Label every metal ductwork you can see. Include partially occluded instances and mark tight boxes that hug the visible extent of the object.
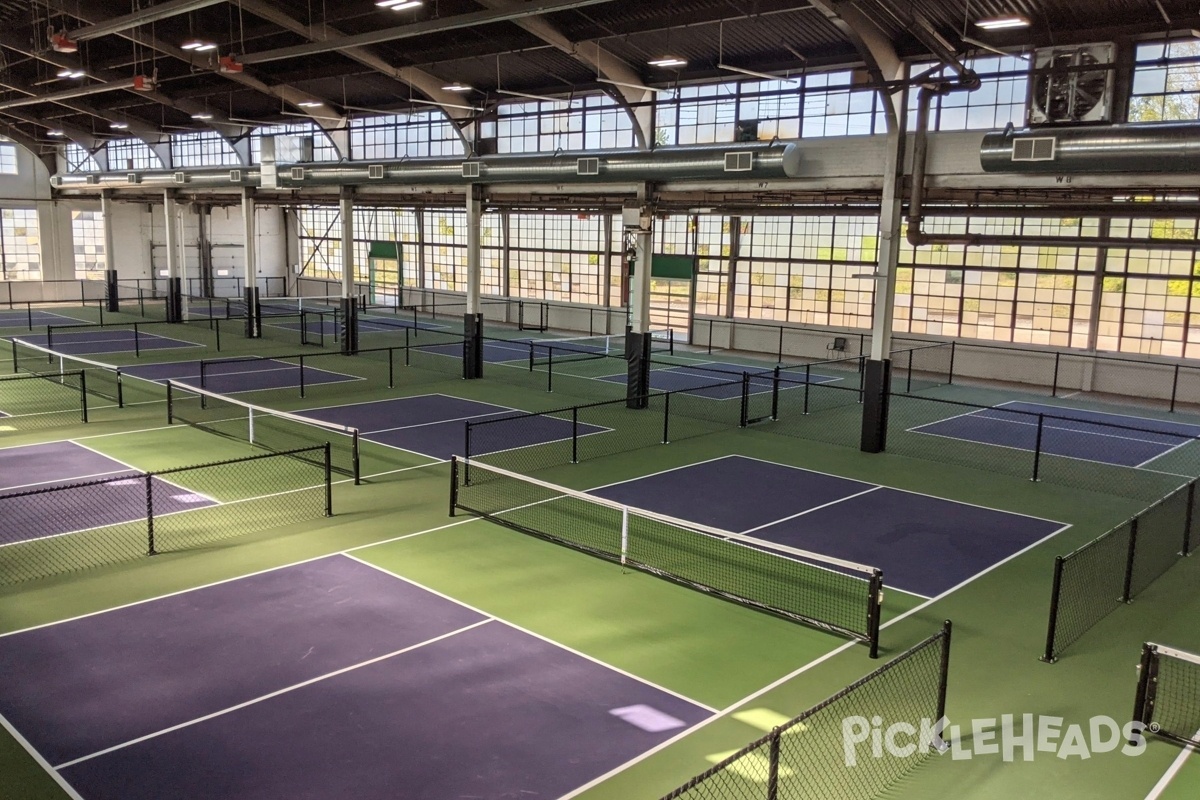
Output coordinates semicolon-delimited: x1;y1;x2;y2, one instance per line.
981;123;1200;173
51;142;802;191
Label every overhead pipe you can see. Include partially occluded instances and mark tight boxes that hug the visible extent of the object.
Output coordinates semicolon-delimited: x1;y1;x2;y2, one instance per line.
69;0;228;42
981;122;1200;174
906;74;976;248
0;78;136;111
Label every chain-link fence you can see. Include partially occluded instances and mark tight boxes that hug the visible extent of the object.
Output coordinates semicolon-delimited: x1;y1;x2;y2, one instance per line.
661;621;952;800
11;338;163;408
1133;642;1200;749
0;371;88;429
1043;480;1196;662
0;446;331;584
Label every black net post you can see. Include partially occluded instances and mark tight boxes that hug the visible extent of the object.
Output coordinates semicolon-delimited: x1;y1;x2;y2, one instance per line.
1171;365;1180;413
867;571;884;659
449;456;459;517
1122;518;1141;603
706;319;713;354
860;359;892;453
351;431;361;486
105;269;119;312
947;341;956;385
571;406;579;464
166;381;174;423
1042;556;1064;663
547;348;554;393
1185;482;1196;557
906;348;915;393
1051;352;1061;396
388;346;395;388
803;364;812;414
771;366;781;420
324;442;333;516
299;354;306;399
1132;643;1158;734
739;373;751;428
79;371;89;423
1031;414;1045;481
662;392;671;444
133;323;141;358
777;326;784;363
145;473;156;556
936;619;953;725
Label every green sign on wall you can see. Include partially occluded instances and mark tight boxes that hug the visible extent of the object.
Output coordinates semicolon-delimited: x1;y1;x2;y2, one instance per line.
650;254;695;280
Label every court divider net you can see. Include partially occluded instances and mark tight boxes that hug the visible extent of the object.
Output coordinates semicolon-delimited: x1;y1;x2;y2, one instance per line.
10;337;162;407
1133;642;1200;748
166;379;361;484
661;621;952;800
450;457;885;656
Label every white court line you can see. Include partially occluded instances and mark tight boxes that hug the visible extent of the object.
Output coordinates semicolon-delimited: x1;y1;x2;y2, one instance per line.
1137;437;1199;469
0;468;131;493
53;619;495;770
69;440;219;505
996;400;1200;433
739;486;885;536
968;409;1187;447
343;554;718;713
1145;737;1199;800
0;713;86;800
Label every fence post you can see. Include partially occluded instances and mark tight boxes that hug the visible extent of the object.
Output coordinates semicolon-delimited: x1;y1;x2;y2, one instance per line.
936;620;953;725
803;364;811;414
571;406;579;464
948;341;956;385
1051;352;1061;397
765;730;781;800
1170;364;1180;413
663;392;671;444
464;422;473;485
906;348;914;393
145;473;156;556
1031;414;1045;482
739;373;750;427
449;456;459;517
10;339;16;372
214;316;221;351
1122;518;1140;603
1185;482;1196;556
547;348;554;392
388;347;395;389
1131;643;1158;736
134;323;141;357
324;443;333;516
707;319;713;355
771;366;781;420
1042;556;1064;663
777;326;784;363
79;371;88;423
166;381;174;423
867;571;884;659
299;354;306;398
351;431;361;486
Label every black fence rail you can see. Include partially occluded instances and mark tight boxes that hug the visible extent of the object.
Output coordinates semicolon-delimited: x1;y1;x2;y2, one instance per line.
166;381;361;484
11;338;163;409
452;457;885;656
0;298;110;331
0;446;332;585
1043;480;1197;663
661;621;952;800
1133;642;1200;748
0;370;88;428
1;279;107;308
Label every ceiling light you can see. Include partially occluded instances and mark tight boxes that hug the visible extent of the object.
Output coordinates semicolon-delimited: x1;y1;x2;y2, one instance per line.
649;56;687;68
56;69;85;79
377;0;423;9
975;15;1030;30
181;39;217;52
47;129;65;137
297;100;323;108
110;121;129;130
442;83;472;92
191;112;213;120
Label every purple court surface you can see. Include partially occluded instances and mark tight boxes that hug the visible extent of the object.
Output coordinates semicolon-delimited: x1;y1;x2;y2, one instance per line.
0;555;710;799
302;393;608;460
590;455;1068;598
122;358;362;394
0;440;214;545
20;329;199;355
597;361;841;399
908;400;1200;468
0;309;90;328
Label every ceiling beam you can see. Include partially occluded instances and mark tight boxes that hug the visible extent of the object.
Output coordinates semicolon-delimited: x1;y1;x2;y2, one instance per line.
237;0;474;127
239;0;621;65
0;119;55;172
0;79;136;111
69;0;228;42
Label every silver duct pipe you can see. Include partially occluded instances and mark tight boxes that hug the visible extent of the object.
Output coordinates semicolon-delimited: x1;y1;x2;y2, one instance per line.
70;0;228;41
907;74;978;247
52;143;802;190
980;123;1200;173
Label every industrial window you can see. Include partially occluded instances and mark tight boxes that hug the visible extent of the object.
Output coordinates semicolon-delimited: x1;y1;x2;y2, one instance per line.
0;208;42;280
495;95;635;153
71;210;106;280
65;143;101;173
1130;38;1200;122
107;138;165;170
510;213;607;303
349;112;463;160
907;56;1030;131
170;131;241;168
0;141;16;175
251;123;341;163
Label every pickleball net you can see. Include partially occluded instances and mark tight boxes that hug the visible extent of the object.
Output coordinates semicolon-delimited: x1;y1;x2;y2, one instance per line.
450;457;884;654
166;380;361;483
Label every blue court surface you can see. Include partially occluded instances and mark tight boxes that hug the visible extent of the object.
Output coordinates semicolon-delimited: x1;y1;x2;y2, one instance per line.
589;455;1068;598
0;309;90;328
0;555;709;799
267;316;449;338
908;400;1200;468
596;362;840;400
123;358;362;394
19;329;200;355
302;393;609;460
0;441;214;545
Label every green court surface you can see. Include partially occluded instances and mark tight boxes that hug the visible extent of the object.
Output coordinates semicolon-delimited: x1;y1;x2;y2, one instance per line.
2;306;1199;800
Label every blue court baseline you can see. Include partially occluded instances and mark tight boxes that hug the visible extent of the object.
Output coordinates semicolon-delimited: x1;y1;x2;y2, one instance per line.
590;455;1067;598
0;555;710;799
300;394;610;460
909;401;1200;468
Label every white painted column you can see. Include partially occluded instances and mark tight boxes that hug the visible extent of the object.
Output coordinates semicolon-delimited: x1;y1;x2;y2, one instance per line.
339;188;354;299
868;124;904;362
630;207;654;334
163;191;178;286
241;187;256;294
465;187;482;315
100;191;116;279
